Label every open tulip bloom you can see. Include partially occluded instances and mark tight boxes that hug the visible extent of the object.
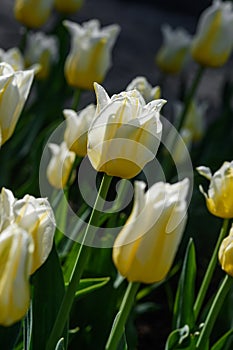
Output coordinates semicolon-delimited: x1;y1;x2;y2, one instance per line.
197;161;233;218
87;83;165;179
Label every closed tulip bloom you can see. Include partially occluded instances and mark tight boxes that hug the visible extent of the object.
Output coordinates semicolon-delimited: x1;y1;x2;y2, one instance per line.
219;225;233;276
13;195;56;274
0;187;56;274
24;32;59;80
0;48;24;71
64;104;96;156
47;142;76;189
0;63;34;146
191;0;233;67
113;179;189;283
87;83;164;179
64;19;120;90
155;24;191;74
55;0;83;14
197;161;233;218
14;0;54;28
126;76;161;103
0;225;33;326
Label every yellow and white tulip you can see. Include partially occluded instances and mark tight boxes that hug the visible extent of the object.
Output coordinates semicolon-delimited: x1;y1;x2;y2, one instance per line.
113;178;189;283
87;83;164;179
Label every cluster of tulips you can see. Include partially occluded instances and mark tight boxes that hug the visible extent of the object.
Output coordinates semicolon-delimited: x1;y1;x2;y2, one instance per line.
0;0;233;349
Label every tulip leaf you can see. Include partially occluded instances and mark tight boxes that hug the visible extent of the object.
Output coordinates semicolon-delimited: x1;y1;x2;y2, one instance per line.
165;325;190;350
55;337;65;350
31;243;67;350
173;238;196;330
74;277;111;299
211;329;233;350
24;304;32;350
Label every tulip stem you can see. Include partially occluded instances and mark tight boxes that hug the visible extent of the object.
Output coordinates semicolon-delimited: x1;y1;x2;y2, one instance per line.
176;65;204;132
19;26;29;53
196;274;233;349
46;173;113;350
193;218;229;321
71;88;82;110
105;281;140;350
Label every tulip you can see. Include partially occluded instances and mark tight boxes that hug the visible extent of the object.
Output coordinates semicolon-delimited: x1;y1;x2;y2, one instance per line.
191;0;233;68
0;62;34;146
47;141;76;189
87;83;164;179
64;104;96;156
63;19;120;90
219;225;233;277
0;225;33;326
126;76;161;103
14;0;54;28
155;24;191;74
113;178;189;283
55;0;83;14
174;100;207;142
0;48;24;71
196;161;233;218
0;187;56;274
13;195;56;274
24;31;59;80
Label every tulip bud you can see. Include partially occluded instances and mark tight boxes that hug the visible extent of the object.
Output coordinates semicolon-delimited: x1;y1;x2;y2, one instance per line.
0;187;56;274
0;63;34;146
55;0;83;14
126;76;161;103
191;0;233;67
155;24;191;74
219;225;233;276
63;19;120;90
47;141;76;189
64;104;96;156
14;0;54;28
87;83;164;179
0;225;33;326
113;178;189;283
0;48;24;71
197;161;233;218
24;31;59;80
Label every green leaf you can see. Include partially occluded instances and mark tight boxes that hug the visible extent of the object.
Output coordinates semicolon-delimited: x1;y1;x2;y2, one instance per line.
165;325;190;350
31;243;67;350
74;277;110;299
55;338;65;350
211;329;233;350
173;238;196;329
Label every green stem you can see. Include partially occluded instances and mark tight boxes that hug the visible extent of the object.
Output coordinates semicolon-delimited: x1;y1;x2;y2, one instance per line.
71;88;82;110
19;26;28;53
194;219;229;321
176;65;204;132
105;281;140;350
46;173;113;350
196;275;233;349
